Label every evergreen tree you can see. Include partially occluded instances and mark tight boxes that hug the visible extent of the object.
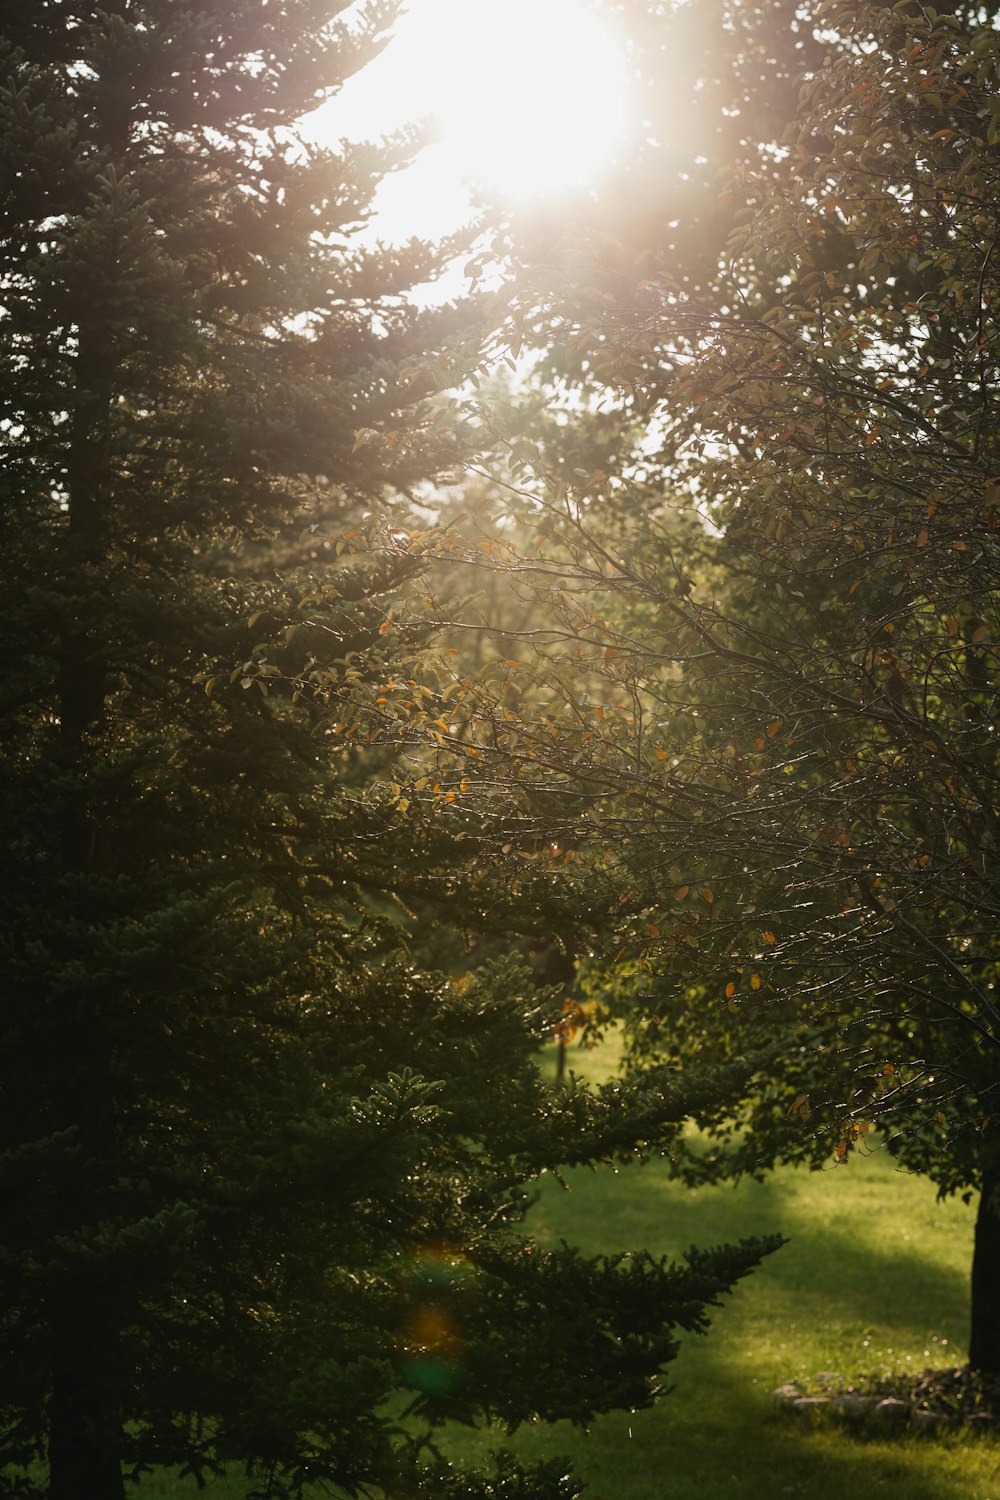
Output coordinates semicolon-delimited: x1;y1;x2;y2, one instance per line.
0;5;778;1496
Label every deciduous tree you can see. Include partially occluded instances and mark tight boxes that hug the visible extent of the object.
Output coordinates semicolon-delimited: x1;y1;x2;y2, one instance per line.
393;0;1000;1373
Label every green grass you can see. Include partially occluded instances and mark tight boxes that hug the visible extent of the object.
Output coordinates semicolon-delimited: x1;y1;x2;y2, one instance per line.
43;1034;1000;1497
431;1036;998;1499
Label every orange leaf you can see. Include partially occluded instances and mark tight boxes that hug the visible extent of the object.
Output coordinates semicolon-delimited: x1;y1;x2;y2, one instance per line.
701;887;715;904
673;885;690;902
725;981;736;999
972;624;989;644
764;931;777;945
767;722;781;737
378;621;392;636
916;529;928;546
883;1062;896;1075
835;1138;848;1159
645;923;660;939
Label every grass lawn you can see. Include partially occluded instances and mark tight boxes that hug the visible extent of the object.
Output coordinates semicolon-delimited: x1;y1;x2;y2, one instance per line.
67;1037;1000;1497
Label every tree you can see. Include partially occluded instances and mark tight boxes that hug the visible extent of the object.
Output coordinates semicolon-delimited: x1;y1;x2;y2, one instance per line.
0;4;779;1496
382;0;1000;1371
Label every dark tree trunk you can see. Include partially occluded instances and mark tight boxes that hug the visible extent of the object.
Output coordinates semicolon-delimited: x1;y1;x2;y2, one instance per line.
48;1306;125;1500
47;305;124;1499
969;1154;1000;1375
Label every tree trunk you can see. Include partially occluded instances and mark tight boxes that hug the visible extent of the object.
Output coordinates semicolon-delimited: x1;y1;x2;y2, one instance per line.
47;301;124;1499
48;1308;125;1500
969;1154;1000;1375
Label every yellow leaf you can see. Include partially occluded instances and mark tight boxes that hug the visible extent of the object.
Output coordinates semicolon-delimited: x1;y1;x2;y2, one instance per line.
750;973;762;990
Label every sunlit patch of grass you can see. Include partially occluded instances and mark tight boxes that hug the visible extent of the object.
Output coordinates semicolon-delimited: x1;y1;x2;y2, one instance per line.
435;1037;994;1500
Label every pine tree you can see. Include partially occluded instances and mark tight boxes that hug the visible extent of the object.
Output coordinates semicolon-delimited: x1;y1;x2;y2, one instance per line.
0;5;779;1496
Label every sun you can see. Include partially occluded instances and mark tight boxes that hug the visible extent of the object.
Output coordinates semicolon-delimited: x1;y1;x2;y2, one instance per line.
422;0;631;198
308;0;632;237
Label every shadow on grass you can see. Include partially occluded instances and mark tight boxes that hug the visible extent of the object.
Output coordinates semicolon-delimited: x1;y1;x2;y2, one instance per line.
529;1155;971;1345
480;1147;986;1499
440;1383;994;1500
